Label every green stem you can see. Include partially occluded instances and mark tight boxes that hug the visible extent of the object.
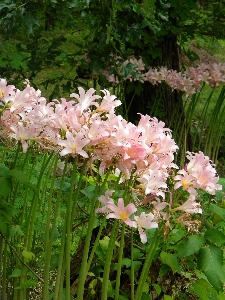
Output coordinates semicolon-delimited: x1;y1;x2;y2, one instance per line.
65;159;78;300
2;242;7;300
76;182;100;300
134;227;161;300
0;236;4;299
86;217;106;271
101;220;119;300
115;222;125;300
53;225;67;300
130;228;134;300
42;154;59;300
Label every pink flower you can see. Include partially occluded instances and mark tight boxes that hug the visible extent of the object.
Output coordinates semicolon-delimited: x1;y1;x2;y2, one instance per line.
58;131;90;158
137;169;167;198
174;170;197;196
95;190;115;214
134;212;158;244
70;87;101;114
173;195;202;214
106;198;137;227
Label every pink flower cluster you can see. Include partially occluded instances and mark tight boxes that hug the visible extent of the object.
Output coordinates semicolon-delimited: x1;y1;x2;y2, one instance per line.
174;151;221;196
100;55;225;97
0;78;222;243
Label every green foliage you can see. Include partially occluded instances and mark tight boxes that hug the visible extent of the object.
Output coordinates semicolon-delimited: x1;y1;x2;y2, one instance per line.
198;245;225;292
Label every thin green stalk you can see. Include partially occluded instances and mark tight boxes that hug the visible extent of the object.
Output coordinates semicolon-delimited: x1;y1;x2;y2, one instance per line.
65;159;78;300
0;236;4;299
25;153;54;250
70;159;87;223
130;228;134;300
86;217;106;271
76;182;101;300
2;243;7;300
134;227;161;300
42;154;59;300
12;143;22;169
53;225;67;300
101;220;119;300
19;153;53;300
115;222;126;300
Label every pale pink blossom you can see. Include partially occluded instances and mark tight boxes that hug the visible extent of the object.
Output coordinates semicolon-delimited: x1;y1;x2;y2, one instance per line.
106;198;137;227
58;131;90;158
95;190;115;214
173;195;202;214
70;87;101;114
134;212;158;243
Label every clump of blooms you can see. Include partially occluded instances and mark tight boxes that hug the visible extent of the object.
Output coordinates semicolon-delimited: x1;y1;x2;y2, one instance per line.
0;78;222;244
96;53;225;98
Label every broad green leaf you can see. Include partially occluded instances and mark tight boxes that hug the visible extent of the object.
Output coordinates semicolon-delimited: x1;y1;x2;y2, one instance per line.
210;204;225;221
205;228;225;246
8;169;36;190
197;244;225;292
160;252;182;274
10;268;21;278
177;235;205;258
189;279;221;300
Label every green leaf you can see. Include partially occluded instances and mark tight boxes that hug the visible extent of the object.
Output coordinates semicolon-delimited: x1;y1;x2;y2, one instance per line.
0;176;12;196
210;203;225;221
0;163;9;176
197;244;225;292
133;247;144;260
177;235;205;258
10;268;21;278
8;169;36;190
160;252;182;274
189;279;222;300
152;283;161;296
0;201;14;221
10;225;24;237
22;250;35;263
99;236;110;254
15;280;37;289
159;264;170;277
122;258;131;268
0;216;8;235
164;295;174;300
205;228;225;246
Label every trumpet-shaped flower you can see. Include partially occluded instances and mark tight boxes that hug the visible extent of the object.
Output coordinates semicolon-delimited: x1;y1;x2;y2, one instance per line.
106;198;137;227
95;190;115;214
134;212;158;244
173;195;202;214
70;87;101;114
58;131;90;158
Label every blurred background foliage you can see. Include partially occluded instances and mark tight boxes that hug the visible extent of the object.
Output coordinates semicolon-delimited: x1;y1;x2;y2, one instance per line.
0;0;225;171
